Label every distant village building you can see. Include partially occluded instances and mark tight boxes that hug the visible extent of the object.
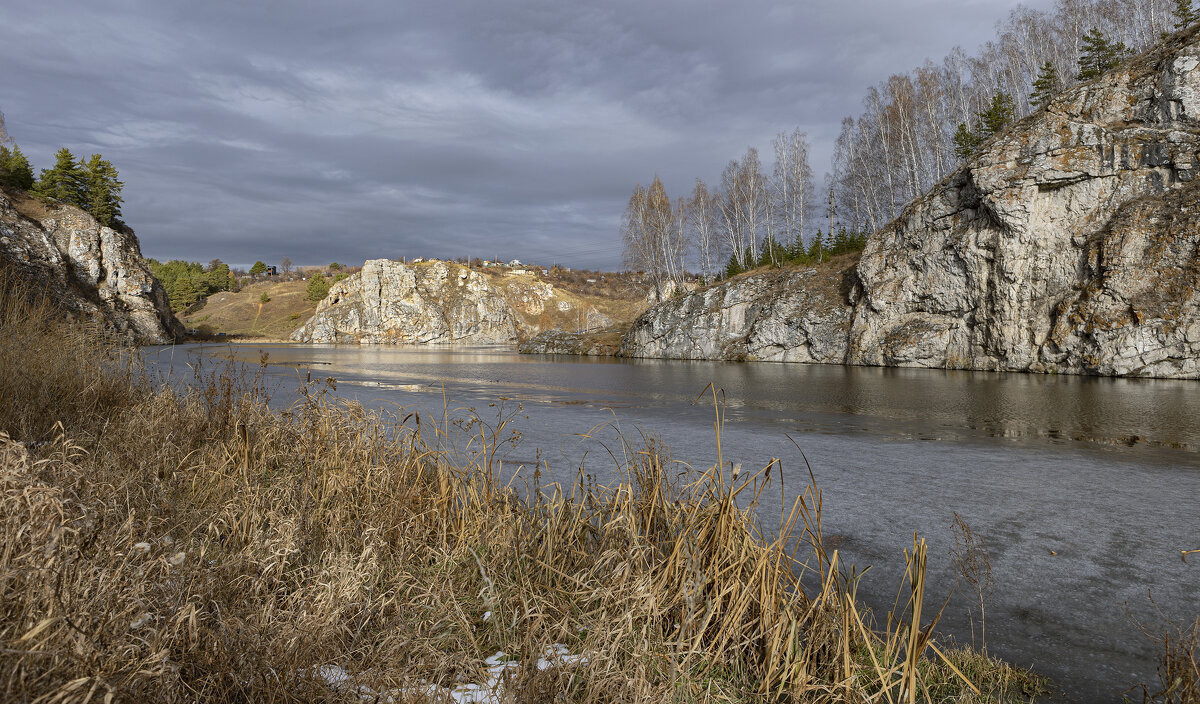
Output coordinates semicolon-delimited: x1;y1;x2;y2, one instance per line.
508;259;522;267
266;265;278;276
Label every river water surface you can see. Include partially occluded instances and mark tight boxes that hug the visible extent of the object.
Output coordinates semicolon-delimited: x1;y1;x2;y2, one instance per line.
150;343;1200;703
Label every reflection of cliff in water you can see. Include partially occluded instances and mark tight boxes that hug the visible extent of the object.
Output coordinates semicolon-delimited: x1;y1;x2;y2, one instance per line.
169;343;1200;458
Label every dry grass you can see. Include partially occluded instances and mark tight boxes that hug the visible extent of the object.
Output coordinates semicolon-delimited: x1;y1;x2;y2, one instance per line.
180;279;317;340
0;270;1050;703
1141;617;1200;704
1;185;67;223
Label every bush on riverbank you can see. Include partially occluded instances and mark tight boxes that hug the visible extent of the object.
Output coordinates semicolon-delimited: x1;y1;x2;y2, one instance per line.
0;272;1049;702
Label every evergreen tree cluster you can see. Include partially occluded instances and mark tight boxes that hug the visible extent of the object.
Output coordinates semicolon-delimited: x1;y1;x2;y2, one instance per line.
31;147;126;227
147;259;234;311
0;145;34;190
723;227;868;278
0;141;126;228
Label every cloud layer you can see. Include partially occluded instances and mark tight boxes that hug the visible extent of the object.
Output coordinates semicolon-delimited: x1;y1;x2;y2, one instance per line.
0;1;1040;269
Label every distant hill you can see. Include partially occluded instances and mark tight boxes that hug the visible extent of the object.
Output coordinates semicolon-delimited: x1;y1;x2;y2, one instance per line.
179;278;317;340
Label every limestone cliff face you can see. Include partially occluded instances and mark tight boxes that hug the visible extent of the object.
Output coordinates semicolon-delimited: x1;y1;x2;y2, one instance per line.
848;25;1200;377
292;259;532;344
619;265;854;363
0;190;181;344
620;27;1200;378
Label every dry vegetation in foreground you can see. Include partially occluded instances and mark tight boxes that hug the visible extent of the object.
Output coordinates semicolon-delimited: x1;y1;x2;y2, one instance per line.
0;272;1090;703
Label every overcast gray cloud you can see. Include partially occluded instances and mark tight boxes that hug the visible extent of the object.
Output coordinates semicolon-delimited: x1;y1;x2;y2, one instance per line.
0;0;1045;269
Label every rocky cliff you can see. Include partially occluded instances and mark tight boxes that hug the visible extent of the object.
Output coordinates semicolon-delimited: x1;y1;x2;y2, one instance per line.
293;259;551;344
619;263;855;363
621;26;1200;379
0;189;181;344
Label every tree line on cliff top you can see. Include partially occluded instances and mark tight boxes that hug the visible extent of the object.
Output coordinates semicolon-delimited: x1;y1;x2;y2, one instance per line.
623;0;1198;296
0;113;126;229
831;0;1192;236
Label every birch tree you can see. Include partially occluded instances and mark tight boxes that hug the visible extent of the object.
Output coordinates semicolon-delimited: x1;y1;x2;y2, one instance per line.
686;179;722;282
621;176;687;299
771;129;814;252
718;147;767;270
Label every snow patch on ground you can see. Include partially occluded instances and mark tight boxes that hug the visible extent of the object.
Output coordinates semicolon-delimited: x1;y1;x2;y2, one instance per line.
312;644;588;702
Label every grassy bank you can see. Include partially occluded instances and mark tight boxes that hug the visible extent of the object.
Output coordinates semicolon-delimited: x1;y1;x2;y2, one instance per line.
180;278;317;340
0;276;1059;702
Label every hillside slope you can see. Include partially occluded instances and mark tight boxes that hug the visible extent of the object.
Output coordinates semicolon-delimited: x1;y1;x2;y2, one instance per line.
180;279;317;340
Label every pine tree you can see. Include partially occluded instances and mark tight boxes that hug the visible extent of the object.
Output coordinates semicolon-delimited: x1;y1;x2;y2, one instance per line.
1078;28;1127;81
205;262;232;292
954;92;1016;160
953;122;983;160
305;273;330;301
1030;62;1060;110
249;261;267;277
5;146;34;190
83;154;124;227
170;275;201;311
1175;0;1200;29
978;91;1017;136
0;145;26;189
34;147;86;205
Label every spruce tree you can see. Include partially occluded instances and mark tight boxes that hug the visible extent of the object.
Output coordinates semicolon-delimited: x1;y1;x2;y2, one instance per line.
1030;62;1060;110
35;147;86;205
83;154;124;227
1175;0;1199;29
1078;28;1127;80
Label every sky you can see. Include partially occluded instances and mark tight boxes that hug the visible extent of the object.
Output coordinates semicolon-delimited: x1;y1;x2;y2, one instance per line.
0;0;1046;271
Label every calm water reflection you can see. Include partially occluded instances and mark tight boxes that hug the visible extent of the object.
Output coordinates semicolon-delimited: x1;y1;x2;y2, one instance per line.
149;343;1200;703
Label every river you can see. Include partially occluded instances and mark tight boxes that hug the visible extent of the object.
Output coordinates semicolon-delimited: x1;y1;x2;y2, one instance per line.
148;342;1200;703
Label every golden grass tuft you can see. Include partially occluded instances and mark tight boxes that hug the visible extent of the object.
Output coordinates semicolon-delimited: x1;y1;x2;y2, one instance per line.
0;267;1049;703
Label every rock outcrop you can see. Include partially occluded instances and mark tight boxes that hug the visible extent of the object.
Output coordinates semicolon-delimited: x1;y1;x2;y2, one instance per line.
619;265;855;363
0;189;181;344
849;25;1200;377
292;259;530;344
518;328;625;356
620;26;1200;378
